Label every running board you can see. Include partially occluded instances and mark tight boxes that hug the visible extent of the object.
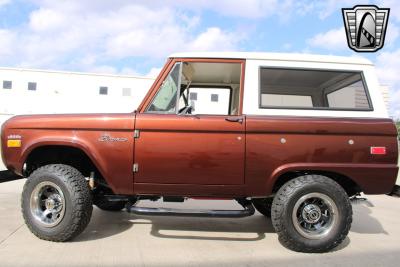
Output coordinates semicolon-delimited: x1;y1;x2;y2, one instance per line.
126;199;255;218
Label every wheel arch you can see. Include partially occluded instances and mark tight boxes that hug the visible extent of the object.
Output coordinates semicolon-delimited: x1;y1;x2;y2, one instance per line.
269;164;362;197
22;143;111;190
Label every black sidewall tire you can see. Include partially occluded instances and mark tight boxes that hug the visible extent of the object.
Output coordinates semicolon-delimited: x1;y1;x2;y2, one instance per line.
271;175;352;253
21;165;93;241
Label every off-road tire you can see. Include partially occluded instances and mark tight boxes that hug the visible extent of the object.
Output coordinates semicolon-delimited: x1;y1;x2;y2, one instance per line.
94;198;127;211
21;164;93;241
252;198;273;217
271;175;352;253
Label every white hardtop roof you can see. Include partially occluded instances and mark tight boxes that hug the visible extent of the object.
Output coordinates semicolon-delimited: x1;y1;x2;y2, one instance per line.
169;52;373;66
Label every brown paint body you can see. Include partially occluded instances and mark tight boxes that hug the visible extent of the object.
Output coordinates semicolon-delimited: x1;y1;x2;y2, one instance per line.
1;58;398;197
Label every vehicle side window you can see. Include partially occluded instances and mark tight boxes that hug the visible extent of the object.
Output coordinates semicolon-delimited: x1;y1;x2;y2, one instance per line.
259;68;372;111
261;94;313;107
147;61;242;115
188;87;232;115
177;62;242;115
326;80;370;109
146;63;182;113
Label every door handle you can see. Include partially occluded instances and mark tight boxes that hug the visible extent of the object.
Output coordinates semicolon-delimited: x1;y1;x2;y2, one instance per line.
225;117;243;123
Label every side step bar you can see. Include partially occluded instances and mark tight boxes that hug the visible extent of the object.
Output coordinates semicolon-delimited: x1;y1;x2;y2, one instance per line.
127;199;255;218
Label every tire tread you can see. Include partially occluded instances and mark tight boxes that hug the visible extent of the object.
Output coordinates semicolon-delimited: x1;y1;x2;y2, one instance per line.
271;175;352;253
21;164;93;242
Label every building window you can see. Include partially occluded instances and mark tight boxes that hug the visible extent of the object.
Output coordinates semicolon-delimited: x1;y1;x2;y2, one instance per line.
122;88;131;96
211;94;219;102
28;82;37;91
99;86;108;95
3;80;12;89
189;92;197;100
259;67;372;110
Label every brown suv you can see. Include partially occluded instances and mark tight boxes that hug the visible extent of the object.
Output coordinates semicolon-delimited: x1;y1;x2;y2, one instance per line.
1;52;398;253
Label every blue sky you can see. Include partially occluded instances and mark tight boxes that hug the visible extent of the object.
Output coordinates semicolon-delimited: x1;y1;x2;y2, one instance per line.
0;0;399;118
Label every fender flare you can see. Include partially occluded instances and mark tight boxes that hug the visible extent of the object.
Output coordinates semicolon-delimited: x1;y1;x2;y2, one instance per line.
20;137;107;181
266;162;360;194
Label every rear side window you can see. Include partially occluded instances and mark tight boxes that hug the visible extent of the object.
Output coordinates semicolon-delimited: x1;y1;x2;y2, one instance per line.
259;68;372;111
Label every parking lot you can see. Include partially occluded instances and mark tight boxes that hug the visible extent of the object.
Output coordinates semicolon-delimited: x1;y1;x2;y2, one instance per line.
0;177;399;267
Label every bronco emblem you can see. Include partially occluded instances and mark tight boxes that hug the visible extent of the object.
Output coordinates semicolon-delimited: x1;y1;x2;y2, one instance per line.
98;134;128;142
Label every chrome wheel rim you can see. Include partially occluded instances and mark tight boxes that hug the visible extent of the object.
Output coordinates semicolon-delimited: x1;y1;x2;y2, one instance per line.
292;192;338;240
30;181;66;227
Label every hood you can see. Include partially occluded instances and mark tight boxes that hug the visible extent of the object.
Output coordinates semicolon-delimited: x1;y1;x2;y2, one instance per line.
2;113;135;131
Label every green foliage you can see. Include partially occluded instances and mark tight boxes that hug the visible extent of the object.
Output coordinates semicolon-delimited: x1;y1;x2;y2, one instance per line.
396;121;400;135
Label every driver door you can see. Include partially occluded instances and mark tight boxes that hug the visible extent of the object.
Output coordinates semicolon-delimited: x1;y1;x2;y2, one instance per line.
133;60;245;193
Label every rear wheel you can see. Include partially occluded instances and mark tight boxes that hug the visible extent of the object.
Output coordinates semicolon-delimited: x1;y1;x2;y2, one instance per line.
271;175;352;253
21;164;93;242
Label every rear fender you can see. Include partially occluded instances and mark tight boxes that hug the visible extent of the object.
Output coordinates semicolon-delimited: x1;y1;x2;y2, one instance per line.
269;162;398;195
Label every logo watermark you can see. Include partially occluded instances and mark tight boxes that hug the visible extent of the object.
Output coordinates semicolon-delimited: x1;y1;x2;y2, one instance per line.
342;5;390;52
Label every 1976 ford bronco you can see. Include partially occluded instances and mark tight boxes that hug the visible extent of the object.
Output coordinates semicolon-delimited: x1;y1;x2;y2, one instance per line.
1;52;398;253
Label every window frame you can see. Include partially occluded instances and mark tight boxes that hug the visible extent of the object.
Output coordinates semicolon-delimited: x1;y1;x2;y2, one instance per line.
139;58;245;115
258;66;374;112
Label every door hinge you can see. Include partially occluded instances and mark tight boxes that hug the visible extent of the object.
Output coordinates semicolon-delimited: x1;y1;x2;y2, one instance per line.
133;163;139;173
134;130;140;138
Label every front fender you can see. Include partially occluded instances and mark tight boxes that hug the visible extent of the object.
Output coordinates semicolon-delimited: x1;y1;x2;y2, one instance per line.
15;130;134;195
20;137;108;179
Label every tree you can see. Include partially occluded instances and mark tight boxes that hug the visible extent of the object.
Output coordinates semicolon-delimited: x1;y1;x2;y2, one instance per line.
396;121;400;136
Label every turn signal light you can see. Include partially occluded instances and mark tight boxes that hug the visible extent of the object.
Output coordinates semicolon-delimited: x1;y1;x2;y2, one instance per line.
370;147;386;155
7;139;21;148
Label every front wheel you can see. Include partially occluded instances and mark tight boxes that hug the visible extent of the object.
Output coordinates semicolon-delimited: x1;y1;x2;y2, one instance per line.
271;175;352;253
21;164;93;242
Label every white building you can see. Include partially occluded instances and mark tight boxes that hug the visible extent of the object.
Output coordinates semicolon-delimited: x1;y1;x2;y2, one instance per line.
0;67;155;125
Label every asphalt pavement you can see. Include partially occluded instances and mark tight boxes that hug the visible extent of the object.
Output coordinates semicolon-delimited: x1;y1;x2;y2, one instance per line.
0;179;399;267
